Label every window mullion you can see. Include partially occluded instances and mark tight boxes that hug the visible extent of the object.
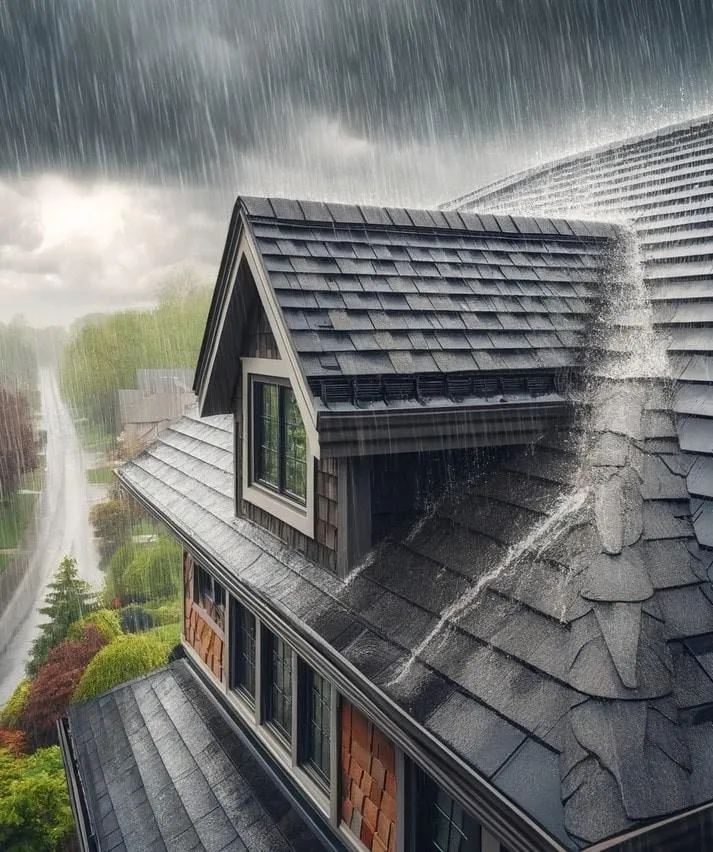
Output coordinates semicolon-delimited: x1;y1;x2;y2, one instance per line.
254;620;263;726
329;689;339;826
290;649;299;767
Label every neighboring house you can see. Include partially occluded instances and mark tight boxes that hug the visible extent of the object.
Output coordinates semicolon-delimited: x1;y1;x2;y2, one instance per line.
117;368;195;453
60;117;713;852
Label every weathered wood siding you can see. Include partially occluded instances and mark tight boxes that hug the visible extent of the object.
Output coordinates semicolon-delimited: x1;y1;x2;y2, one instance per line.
246;300;279;359
183;551;225;682
341;700;397;852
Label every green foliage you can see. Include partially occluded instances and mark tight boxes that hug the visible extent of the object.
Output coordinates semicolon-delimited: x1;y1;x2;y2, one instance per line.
143;599;181;626
122;536;182;602
89;498;135;562
0;745;74;851
68;608;122;643
60;275;210;433
0;385;38;499
147;622;181;646
105;535;181;604
0;318;37;392
86;466;115;485
27;556;96;677
0;679;30;730
0;490;38;566
118;604;156;633
73;634;172;703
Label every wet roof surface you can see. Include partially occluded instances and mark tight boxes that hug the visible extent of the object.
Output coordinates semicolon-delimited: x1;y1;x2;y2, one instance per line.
119;392;713;848
238;196;614;383
456;114;713;553
67;661;324;852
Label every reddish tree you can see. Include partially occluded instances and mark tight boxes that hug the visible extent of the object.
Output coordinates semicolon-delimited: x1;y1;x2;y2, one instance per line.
0;729;27;756
21;625;108;749
0;385;37;499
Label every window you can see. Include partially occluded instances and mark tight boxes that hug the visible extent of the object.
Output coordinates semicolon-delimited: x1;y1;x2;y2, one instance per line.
300;664;331;788
410;767;481;852
253;379;307;503
230;599;256;704
193;563;226;629
263;629;293;743
430;787;480;852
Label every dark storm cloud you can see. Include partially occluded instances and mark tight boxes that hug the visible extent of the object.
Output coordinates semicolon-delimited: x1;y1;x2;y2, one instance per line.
1;0;712;182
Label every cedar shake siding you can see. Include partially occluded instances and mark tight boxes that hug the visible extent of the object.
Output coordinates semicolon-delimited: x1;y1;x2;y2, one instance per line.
183;550;225;682
247;299;280;359
341;700;397;852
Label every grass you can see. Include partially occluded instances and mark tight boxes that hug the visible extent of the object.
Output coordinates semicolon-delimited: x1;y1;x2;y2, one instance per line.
86;467;115;485
76;420;115;454
0;468;44;573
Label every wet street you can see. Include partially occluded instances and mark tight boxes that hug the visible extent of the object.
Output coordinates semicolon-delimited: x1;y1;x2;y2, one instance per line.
0;368;105;705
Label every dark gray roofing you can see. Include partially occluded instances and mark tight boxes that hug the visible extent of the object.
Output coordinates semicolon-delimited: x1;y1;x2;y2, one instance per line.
240;196;614;383
118;382;713;847
195;196;617;415
67;660;325;852
452;113;713;552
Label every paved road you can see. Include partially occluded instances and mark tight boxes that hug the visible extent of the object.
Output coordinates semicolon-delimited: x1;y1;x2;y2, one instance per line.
0;368;105;705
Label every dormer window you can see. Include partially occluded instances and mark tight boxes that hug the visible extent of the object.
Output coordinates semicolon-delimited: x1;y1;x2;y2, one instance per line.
253;379;307;503
241;357;315;539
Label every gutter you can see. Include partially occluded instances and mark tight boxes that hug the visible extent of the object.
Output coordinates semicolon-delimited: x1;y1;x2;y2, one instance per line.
116;469;570;852
57;716;98;852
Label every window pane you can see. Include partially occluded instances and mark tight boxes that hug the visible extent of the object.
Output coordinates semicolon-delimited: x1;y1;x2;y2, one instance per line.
256;382;279;489
283;387;307;502
428;783;480;852
232;600;256;703
302;667;331;786
266;633;292;742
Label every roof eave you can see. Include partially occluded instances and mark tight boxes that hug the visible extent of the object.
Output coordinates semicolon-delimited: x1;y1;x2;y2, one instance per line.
57;716;97;852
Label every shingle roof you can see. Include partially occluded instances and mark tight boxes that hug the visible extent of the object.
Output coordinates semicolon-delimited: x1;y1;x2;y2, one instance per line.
195;197;617;415
240;196;614;384
66;661;326;852
452;113;713;552
118;380;713;847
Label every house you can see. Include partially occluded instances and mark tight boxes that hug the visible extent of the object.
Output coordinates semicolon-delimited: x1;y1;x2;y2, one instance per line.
117;368;195;454
60;117;713;852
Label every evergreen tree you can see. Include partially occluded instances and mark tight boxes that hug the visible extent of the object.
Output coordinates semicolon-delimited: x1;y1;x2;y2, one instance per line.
26;556;96;676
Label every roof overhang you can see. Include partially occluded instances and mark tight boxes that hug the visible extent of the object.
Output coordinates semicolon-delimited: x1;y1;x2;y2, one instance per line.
57;717;97;852
317;397;573;457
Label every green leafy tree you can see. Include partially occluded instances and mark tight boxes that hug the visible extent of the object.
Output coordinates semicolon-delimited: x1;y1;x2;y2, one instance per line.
27;556;96;676
0;679;30;730
60;272;210;433
89;498;134;562
0;745;74;851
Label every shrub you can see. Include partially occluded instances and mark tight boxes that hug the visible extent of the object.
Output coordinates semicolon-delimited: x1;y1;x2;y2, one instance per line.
0;729;27;756
122;536;182;602
0;678;30;729
22;626;109;749
103;540;136;604
0;745;74;851
119;604;156;633
73;634;172;703
147;622;181;647
68;608;122;642
143;599;181;626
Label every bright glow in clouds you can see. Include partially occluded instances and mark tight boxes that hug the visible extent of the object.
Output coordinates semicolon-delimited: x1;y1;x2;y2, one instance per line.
37;177;130;253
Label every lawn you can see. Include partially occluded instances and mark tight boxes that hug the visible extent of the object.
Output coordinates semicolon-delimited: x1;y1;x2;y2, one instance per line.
0;490;38;573
87;467;115;485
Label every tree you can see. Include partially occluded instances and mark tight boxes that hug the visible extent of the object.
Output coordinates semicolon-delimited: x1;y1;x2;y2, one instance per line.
0;385;37;500
0;745;74;852
22;626;108;749
89;498;134;561
27;556;96;676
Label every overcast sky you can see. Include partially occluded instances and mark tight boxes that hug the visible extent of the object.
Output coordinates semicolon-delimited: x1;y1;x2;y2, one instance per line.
1;0;712;326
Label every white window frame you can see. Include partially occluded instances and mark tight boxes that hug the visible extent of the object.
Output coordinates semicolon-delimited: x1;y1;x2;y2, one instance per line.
241;356;316;538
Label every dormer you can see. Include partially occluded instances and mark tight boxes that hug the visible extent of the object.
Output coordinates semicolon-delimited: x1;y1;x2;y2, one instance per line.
194;196;617;576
